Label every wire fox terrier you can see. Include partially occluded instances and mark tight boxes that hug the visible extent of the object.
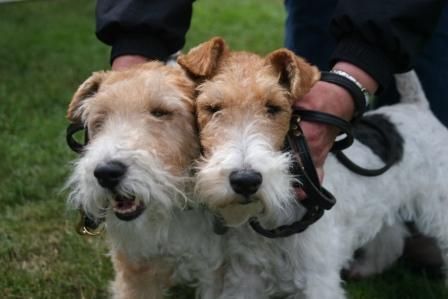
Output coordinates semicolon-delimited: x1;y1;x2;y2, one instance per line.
178;37;448;299
65;62;222;299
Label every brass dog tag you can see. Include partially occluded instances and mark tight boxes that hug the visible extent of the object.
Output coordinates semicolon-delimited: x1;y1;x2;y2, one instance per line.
76;210;105;237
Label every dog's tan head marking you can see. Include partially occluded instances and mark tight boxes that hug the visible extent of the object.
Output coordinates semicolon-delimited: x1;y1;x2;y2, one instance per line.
177;36;228;78
67;71;108;123
66;61;200;222
184;37;320;225
265;48;320;99
66;62;198;172
179;38;318;155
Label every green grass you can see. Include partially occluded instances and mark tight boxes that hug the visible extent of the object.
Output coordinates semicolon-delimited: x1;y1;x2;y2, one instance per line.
0;0;446;298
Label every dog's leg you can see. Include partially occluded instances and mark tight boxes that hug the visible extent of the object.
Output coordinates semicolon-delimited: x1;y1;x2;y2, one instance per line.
110;251;173;299
412;211;448;284
302;268;345;299
343;223;409;279
196;264;226;299
297;228;347;299
415;233;448;285
217;262;269;299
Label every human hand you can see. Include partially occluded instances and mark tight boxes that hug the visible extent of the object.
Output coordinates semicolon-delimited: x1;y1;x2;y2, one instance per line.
294;80;354;182
112;55;149;71
294;62;378;184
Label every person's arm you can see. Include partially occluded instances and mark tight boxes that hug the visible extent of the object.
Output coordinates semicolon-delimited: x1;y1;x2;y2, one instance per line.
96;0;194;69
296;0;443;183
330;0;444;92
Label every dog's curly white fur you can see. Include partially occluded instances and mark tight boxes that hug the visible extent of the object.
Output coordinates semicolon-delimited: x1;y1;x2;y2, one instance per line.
65;62;223;299
179;37;448;299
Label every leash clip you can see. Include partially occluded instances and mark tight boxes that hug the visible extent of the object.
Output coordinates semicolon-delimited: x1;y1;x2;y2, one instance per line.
290;115;302;137
76;210;104;237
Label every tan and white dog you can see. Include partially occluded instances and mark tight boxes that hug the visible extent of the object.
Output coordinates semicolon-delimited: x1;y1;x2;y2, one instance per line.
65;62;223;299
179;37;448;299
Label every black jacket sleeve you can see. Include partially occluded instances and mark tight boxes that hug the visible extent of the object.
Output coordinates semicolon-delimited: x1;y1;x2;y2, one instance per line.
96;0;194;63
330;0;445;91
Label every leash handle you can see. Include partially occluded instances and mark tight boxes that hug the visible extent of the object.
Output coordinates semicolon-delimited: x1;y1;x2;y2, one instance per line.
320;71;369;121
334;116;397;176
293;109;354;152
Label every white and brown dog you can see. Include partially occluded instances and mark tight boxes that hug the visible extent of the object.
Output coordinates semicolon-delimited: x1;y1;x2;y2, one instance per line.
65;62;223;299
178;37;448;299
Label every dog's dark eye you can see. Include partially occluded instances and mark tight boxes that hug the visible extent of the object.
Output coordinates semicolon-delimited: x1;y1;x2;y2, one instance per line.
205;104;222;114
90;115;105;133
92;120;102;131
151;108;171;118
266;104;282;116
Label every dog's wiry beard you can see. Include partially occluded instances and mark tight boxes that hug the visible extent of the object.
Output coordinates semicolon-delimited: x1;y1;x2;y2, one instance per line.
65;141;191;222
195;122;299;226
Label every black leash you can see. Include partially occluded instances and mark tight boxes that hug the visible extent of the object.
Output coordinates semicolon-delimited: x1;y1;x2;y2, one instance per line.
248;68;402;238
334;116;398;176
66;123;105;236
249;108;353;238
295;109;354;152
66;123;89;154
320;71;368;122
320;71;399;176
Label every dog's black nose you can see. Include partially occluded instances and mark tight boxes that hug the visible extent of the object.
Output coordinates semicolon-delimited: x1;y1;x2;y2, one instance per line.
94;160;127;190
229;169;262;197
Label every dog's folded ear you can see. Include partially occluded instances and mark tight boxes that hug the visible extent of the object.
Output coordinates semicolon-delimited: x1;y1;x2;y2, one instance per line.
67;71;108;123
265;49;320;99
178;37;228;78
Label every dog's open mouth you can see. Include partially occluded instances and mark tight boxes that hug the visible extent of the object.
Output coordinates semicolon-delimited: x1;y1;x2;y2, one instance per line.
112;195;146;221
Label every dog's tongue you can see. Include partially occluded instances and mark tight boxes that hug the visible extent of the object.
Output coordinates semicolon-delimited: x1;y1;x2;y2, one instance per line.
115;200;133;210
114;195;135;209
